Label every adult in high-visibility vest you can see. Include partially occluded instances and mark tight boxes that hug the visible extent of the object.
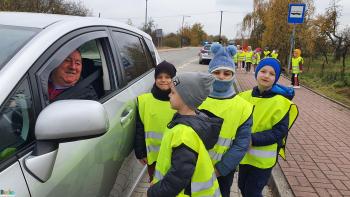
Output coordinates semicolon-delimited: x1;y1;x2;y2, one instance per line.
262;47;271;59
148;72;223;197
237;45;245;71
252;48;261;73
238;58;298;197
245;46;254;73
271;49;279;59
290;49;303;88
198;43;253;197
134;61;176;182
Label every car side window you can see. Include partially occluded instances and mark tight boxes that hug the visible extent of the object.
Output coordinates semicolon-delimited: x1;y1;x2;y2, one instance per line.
0;78;34;162
42;38;115;103
112;31;152;83
144;38;157;66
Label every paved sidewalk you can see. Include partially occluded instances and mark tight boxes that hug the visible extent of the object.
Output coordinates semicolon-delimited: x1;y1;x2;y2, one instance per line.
131;171;272;197
236;71;350;197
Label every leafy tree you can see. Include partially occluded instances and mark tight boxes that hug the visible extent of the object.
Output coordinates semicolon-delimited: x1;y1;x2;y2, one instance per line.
0;0;91;16
190;23;208;46
163;33;180;48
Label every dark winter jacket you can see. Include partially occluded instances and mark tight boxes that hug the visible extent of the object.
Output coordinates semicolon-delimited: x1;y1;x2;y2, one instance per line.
250;86;289;148
147;109;223;197
134;84;171;160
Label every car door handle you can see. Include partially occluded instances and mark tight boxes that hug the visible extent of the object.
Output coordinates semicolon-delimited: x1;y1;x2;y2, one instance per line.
120;108;133;125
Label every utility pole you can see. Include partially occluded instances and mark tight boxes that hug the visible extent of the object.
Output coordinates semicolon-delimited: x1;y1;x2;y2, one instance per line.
145;0;148;30
219;10;223;43
287;25;296;73
180;15;190;48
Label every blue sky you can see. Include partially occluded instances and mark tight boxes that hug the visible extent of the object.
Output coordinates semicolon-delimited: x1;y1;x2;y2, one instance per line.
79;0;350;39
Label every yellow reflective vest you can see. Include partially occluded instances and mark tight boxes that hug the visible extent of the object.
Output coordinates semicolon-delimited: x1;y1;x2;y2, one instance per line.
233;53;238;63
239;90;298;169
291;56;303;74
271;52;279;59
263;50;271;58
238;51;245;62
253;53;260;65
199;96;253;165
138;93;176;165
245;51;254;63
153;124;221;197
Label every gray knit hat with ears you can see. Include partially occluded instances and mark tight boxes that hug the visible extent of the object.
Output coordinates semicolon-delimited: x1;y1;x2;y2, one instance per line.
172;72;215;110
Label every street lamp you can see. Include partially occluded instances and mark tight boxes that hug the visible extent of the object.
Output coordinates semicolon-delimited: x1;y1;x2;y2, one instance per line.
180;15;190;48
145;0;148;30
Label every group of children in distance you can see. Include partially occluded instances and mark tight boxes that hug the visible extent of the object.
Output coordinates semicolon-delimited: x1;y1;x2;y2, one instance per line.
134;43;299;197
235;45;304;89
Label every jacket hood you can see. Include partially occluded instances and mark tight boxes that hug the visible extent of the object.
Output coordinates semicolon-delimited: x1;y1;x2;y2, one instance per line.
168;109;223;150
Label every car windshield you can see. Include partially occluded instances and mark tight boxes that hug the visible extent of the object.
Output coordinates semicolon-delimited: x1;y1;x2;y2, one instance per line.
204;45;211;50
0;25;39;69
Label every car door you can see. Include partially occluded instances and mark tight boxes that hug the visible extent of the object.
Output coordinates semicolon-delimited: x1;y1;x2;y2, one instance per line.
107;29;157;196
19;27;128;197
0;77;35;197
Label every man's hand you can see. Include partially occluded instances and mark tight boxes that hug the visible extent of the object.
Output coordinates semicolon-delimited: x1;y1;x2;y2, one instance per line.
138;158;148;165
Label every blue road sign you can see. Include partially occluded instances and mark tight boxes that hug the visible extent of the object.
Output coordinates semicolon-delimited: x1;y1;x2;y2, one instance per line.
288;3;306;24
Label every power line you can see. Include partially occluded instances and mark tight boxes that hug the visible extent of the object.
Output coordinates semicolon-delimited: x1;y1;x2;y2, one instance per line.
109;10;243;20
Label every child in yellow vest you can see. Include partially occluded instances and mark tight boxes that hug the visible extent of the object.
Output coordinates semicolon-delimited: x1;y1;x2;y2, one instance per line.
148;72;223;196
199;43;253;197
134;61;176;182
238;58;298;197
290;49;303;88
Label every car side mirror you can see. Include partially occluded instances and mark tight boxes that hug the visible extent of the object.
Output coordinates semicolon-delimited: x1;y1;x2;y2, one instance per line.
24;100;109;182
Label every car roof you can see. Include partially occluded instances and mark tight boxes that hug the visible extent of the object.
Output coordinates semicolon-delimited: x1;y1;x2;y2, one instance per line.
0;12;151;39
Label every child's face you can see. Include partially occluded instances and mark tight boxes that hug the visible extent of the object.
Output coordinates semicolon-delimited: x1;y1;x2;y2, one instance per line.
293;51;298;57
212;69;233;80
169;83;185;110
155;73;172;91
257;65;276;89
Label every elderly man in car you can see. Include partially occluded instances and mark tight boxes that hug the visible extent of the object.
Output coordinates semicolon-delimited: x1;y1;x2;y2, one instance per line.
48;50;98;102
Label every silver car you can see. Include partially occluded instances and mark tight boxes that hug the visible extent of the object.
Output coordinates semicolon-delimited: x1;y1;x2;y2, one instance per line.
0;12;160;197
198;44;212;64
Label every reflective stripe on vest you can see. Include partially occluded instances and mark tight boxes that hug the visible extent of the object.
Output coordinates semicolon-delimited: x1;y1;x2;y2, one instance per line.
146;144;160;153
248;148;277;158
292;57;302;74
239;90;298;169
155;170;221;197
145;131;163;140
153;124;221;196
138;93;175;164
199;96;253;165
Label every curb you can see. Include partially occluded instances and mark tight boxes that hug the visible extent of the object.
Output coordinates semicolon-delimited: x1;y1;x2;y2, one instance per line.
234;76;294;197
281;74;350;110
269;164;294;197
157;47;190;52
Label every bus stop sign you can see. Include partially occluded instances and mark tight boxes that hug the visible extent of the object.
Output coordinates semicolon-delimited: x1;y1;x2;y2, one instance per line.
288;3;306;24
